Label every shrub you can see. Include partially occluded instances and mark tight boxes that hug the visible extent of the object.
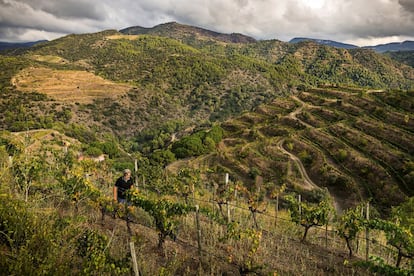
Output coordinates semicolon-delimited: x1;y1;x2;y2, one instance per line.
150;149;176;167
85;146;103;157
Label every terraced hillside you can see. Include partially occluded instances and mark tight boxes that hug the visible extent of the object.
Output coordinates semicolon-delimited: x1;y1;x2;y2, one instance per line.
171;86;414;214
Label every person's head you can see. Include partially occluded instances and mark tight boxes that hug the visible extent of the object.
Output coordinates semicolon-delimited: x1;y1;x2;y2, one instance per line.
123;169;131;180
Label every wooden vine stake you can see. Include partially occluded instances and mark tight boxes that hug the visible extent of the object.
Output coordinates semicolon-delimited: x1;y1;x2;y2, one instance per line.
129;241;140;276
356;206;364;254
274;194;279;227
195;205;202;261
365;202;370;261
134;159;138;188
324;187;329;248
225;173;231;223
212;183;217;217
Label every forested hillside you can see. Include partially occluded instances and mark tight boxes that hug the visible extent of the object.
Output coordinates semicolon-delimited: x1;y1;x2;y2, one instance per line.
1;23;412;139
386;50;414;68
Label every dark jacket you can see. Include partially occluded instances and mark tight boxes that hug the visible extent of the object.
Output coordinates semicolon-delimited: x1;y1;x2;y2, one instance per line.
115;177;133;200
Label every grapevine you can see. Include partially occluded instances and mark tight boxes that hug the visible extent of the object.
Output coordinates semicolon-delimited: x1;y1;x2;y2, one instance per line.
367;218;414;268
336;203;365;257
285;193;332;242
128;191;194;249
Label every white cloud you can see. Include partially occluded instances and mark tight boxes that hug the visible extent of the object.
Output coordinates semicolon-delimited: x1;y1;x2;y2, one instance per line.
0;0;413;45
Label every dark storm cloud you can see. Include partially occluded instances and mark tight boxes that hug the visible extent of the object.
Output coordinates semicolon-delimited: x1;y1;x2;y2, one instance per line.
399;0;414;13
0;0;107;41
35;0;105;20
0;0;413;45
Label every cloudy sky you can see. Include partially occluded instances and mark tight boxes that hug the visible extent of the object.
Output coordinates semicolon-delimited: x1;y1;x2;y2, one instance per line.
1;0;413;46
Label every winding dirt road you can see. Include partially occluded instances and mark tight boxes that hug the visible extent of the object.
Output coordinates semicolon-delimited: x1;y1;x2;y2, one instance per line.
277;95;341;211
277;138;317;190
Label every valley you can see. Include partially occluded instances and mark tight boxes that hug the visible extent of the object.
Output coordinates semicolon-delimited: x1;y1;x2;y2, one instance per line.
0;22;413;275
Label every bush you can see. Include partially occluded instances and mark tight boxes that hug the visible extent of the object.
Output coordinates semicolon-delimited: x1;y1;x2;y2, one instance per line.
171;125;224;159
85;146;103;157
90;141;120;158
150;149;176;167
171;135;204;158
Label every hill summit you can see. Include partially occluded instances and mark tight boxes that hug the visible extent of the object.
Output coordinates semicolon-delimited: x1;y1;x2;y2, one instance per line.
120;21;257;44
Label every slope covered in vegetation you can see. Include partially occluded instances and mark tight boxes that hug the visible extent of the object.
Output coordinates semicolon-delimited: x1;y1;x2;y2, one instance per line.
1;23;413;142
0;23;413;274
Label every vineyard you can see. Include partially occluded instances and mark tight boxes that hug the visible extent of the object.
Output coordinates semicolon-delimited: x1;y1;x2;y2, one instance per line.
0;132;413;274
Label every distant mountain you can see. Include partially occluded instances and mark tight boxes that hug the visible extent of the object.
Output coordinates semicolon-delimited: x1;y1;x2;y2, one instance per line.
364;41;414;53
290;37;414;53
289;37;358;49
120;22;256;44
0;40;47;51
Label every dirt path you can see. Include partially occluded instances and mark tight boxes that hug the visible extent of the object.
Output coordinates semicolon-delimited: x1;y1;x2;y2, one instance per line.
277;138;317;190
288;96;315;129
279;95;342;211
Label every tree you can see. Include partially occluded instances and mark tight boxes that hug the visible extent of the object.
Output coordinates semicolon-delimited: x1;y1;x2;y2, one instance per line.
171;135;204;158
150;149;176;167
205;125;224;143
12;151;45;202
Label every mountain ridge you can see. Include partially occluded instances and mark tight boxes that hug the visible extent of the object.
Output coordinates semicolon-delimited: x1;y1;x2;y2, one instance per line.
0;40;48;51
289;37;414;52
289;37;358;49
1;22;413;53
120;21;257;44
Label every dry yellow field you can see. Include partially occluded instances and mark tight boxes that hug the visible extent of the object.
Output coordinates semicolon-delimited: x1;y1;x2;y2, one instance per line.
12;67;132;103
106;34;140;40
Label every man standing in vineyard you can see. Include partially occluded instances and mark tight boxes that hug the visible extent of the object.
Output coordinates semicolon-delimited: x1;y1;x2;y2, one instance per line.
113;169;134;204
